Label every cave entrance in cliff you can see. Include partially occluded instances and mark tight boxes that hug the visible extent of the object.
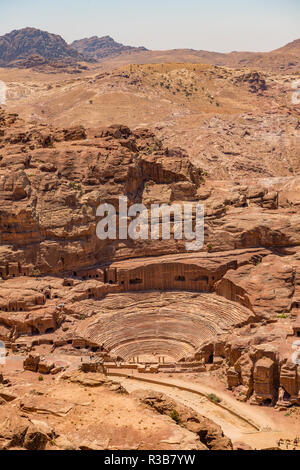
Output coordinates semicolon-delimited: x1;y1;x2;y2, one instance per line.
263;399;272;406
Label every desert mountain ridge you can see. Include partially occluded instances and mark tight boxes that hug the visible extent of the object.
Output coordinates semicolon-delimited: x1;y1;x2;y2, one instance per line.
0;27;84;68
71;35;148;60
0;27;299;72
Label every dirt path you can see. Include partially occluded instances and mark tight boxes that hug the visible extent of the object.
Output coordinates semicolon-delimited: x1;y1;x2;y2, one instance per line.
3;355;298;449
107;371;288;449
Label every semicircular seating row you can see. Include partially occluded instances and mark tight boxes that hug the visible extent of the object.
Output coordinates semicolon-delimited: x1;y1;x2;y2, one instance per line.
76;292;253;361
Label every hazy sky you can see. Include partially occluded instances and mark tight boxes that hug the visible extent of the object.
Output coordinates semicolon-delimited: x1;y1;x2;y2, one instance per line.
1;0;299;52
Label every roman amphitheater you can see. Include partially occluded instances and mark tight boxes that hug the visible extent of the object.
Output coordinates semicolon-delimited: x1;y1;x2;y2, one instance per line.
0;249;260;367
66;252;256;365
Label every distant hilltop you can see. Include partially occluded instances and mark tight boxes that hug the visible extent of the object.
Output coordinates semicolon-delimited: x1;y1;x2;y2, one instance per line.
0;27;83;68
71;35;148;60
0;27;147;68
0;27;299;73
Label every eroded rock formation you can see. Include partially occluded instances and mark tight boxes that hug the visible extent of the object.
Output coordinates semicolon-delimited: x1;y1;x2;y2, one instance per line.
0;104;300;413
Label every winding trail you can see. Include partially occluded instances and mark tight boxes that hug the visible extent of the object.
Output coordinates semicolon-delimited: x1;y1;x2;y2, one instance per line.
107;370;279;445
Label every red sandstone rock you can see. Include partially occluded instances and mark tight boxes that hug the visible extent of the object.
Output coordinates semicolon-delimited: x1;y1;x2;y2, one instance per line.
38;359;55;374
136;390;232;450
23;353;40;372
252;357;278;405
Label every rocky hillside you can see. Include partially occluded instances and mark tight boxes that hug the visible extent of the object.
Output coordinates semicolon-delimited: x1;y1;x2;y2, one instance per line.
0;28;83;68
70;35;147;60
0;27;299;73
94;40;300;73
274;38;300;55
5;62;299;180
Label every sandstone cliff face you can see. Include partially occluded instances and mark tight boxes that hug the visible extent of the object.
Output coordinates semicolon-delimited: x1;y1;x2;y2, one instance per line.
196;322;300;407
0;115;204;275
1;107;300;279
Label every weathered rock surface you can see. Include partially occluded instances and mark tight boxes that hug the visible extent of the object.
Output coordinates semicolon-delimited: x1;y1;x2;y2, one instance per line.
135;390;232;450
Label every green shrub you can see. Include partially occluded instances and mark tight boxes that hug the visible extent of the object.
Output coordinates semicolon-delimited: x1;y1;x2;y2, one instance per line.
170;409;181;424
277;313;288;319
208;393;221;404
